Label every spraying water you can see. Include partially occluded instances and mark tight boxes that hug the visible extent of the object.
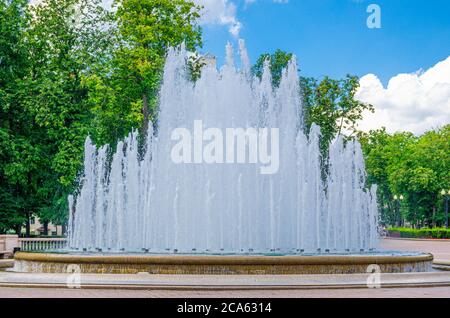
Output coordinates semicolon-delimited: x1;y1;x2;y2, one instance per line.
68;43;379;254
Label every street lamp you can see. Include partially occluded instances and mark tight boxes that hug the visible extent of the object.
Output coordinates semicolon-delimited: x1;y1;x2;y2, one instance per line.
440;190;450;229
393;195;404;227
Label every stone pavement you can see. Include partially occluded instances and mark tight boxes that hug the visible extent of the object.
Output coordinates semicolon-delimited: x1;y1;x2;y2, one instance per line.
0;238;448;298
0;286;449;298
1;271;449;289
380;238;450;262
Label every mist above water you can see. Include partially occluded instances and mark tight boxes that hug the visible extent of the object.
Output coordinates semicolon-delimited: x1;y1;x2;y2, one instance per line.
68;42;379;254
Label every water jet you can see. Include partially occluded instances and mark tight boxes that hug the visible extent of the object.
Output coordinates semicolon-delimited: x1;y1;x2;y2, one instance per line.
13;43;432;274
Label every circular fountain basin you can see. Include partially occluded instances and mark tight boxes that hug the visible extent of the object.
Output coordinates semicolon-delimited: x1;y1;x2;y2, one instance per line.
14;251;433;274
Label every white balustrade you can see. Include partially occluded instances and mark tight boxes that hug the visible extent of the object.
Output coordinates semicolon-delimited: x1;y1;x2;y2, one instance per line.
19;238;67;251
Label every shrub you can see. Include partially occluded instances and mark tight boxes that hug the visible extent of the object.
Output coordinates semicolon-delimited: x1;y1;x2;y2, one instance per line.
387;227;450;239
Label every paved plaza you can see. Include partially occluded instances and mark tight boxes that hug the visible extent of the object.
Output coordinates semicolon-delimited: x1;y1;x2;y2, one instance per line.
380;238;450;262
0;238;449;298
0;286;449;298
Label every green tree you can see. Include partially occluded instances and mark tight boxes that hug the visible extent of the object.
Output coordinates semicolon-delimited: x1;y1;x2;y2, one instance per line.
302;76;374;142
359;129;416;225
405;126;449;227
1;0;112;235
252;49;293;88
252;50;374;155
19;0;112;233
0;0;204;235
360;125;450;227
24;0;111;187
0;0;35;233
84;0;203;146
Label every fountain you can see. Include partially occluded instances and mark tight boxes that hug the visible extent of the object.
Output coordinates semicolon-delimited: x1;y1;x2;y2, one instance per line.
14;42;433;274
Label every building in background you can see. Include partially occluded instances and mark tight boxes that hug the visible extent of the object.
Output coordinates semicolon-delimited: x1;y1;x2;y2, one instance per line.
29;217;63;237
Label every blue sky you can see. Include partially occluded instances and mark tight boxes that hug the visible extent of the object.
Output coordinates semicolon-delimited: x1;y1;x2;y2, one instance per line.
198;0;450;85
29;0;450;133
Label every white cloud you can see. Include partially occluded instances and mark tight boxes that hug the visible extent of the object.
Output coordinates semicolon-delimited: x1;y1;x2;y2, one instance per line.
191;0;289;37
193;0;242;37
31;0;284;38
355;56;450;135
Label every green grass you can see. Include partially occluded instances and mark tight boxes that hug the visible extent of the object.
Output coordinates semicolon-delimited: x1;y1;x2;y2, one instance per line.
387;227;450;239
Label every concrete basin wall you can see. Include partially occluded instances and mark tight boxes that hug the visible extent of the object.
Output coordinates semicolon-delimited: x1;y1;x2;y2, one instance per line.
13;252;434;274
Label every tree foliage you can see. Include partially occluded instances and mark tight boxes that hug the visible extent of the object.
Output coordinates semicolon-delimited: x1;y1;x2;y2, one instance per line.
0;0;34;233
0;0;203;234
252;50;374;153
83;0;202;146
253;50;449;228
359;125;450;227
1;4;448;235
252;49;293;88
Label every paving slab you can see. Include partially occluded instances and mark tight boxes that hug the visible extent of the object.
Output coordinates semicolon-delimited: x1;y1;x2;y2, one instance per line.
0;286;449;298
0;238;448;296
0;271;449;290
380;238;450;261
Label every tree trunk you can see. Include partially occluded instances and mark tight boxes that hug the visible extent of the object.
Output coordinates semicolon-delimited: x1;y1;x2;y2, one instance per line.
396;201;401;227
432;206;436;228
43;220;49;236
14;224;21;235
25;212;30;237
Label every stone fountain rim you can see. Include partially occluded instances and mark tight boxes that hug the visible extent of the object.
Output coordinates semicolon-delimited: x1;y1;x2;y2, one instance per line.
14;251;433;265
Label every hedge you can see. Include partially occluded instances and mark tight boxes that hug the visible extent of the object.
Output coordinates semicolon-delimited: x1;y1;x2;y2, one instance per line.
387;227;450;239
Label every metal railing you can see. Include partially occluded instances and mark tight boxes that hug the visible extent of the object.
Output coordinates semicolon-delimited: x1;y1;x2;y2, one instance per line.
19;238;67;251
